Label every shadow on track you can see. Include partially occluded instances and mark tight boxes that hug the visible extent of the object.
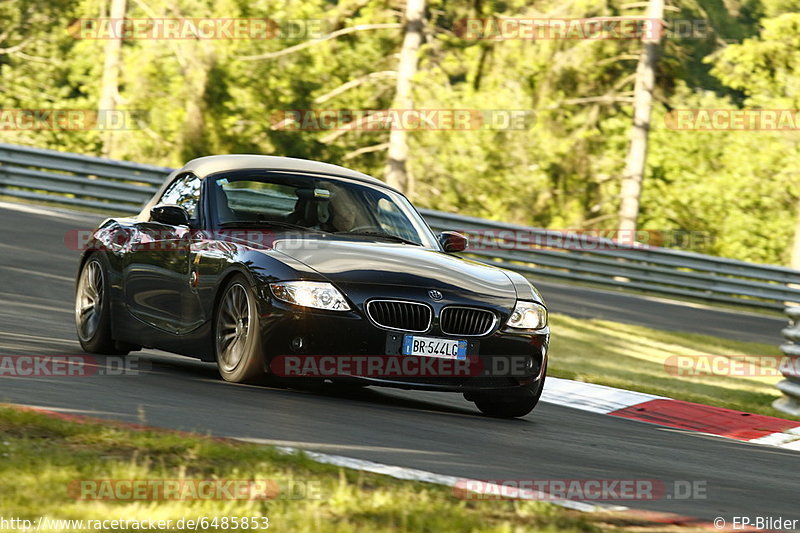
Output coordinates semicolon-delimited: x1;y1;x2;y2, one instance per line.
121;351;522;420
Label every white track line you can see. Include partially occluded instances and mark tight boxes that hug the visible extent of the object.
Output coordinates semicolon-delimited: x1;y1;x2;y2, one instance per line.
264;444;628;513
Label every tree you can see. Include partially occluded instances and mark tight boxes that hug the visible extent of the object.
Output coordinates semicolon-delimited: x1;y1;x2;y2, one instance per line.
383;0;425;196
97;0;127;158
712;11;800;267
618;0;664;234
4;0;797;266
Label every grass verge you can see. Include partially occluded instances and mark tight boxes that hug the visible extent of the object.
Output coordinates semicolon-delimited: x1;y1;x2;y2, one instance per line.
548;313;794;419
0;406;694;533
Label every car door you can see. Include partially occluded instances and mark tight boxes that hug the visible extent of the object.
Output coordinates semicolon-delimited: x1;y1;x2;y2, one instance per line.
123;172;204;335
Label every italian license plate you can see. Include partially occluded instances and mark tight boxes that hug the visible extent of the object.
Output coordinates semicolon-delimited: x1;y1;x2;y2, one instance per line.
402;335;467;360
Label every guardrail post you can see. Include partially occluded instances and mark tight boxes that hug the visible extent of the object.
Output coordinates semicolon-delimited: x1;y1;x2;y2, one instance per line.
774;306;800;416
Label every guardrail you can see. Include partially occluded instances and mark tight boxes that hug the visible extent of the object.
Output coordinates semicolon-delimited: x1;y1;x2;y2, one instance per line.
0;143;168;213
420;210;800;310
775;306;800;416
2;142;799;311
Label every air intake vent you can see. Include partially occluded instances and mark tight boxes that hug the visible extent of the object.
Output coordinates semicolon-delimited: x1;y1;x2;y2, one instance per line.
366;300;432;333
440;307;496;336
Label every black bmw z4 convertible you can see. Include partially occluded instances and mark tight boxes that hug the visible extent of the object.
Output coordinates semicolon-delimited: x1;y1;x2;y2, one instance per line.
75;155;549;418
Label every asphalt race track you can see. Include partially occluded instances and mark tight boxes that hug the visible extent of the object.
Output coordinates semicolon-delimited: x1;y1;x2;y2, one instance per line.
0;201;797;523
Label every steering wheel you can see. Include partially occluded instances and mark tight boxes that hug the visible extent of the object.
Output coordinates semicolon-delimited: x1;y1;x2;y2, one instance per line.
345;225;383;233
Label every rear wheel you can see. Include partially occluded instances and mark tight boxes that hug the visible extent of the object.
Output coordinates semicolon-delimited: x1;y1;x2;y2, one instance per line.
214;275;265;383
472;374;546;419
75;255;128;355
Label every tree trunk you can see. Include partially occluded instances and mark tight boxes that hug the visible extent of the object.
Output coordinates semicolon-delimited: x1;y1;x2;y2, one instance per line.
178;47;212;162
175;29;215;163
384;0;425;196
618;0;664;234
98;0;126;158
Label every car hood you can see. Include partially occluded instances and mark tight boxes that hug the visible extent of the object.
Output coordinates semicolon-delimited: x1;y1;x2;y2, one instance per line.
269;238;517;302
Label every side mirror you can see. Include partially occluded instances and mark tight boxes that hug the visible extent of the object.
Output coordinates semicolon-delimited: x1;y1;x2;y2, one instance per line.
150;204;189;226
438;231;468;253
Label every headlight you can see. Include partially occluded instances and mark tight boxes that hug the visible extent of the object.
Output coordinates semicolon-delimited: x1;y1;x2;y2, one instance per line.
506;301;547;329
269;281;350;311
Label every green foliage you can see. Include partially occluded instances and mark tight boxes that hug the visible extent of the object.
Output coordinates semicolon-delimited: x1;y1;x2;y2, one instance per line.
643;86;798;264
1;0;798;264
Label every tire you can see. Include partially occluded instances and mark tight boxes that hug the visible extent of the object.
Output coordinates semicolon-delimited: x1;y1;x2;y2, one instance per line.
75;254;128;355
214;274;265;384
473;373;546;419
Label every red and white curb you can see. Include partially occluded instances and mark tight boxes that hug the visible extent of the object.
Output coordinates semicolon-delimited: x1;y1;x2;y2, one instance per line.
542;377;800;450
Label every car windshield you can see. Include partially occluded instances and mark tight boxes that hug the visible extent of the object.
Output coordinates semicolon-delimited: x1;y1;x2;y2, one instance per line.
208;171;438;248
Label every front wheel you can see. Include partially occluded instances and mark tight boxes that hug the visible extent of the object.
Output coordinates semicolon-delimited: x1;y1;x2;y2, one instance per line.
214;275;265;384
472;374;546;419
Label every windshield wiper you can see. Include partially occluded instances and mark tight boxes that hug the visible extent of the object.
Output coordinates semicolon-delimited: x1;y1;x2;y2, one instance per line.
337;230;421;246
218;221;330;233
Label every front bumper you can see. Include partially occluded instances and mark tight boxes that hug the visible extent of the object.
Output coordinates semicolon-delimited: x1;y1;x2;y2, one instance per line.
257;301;549;393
